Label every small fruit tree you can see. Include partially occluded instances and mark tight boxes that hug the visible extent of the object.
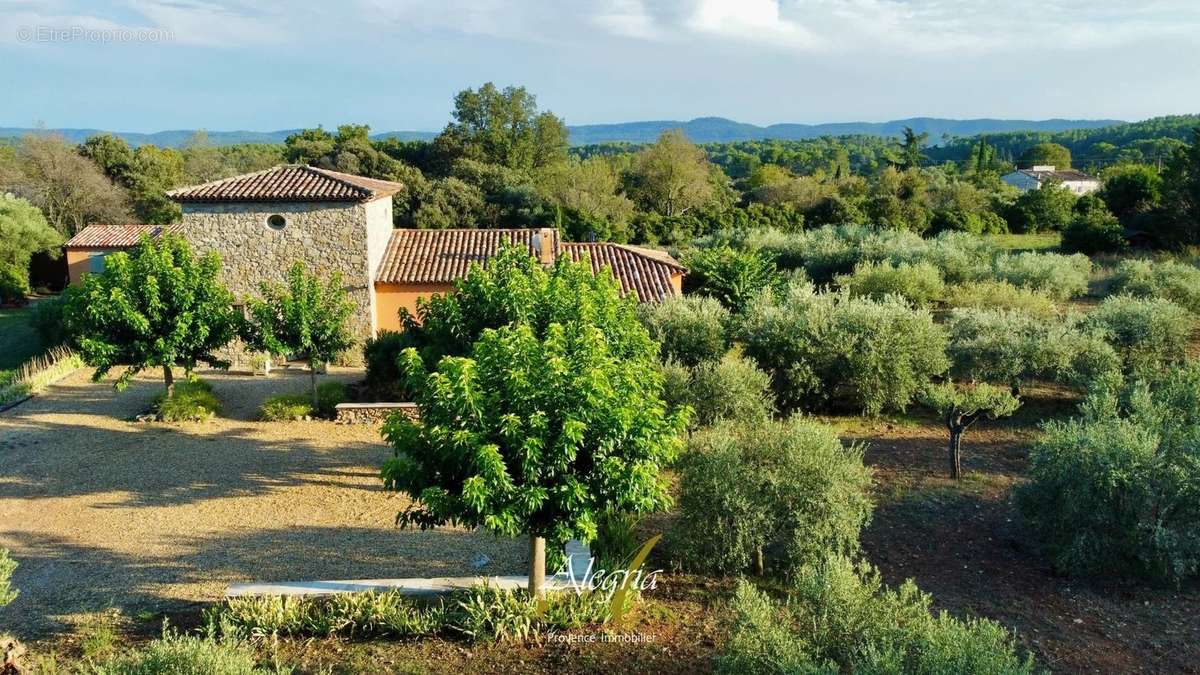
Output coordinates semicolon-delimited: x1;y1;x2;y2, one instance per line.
244;262;356;407
922;381;1020;479
382;246;687;596
66;234;238;395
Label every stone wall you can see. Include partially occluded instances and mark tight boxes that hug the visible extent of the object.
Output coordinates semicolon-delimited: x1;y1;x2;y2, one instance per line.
180;198;393;362
334;402;419;425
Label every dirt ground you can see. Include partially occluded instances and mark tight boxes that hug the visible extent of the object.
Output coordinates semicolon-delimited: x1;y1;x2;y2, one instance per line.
0;366;525;638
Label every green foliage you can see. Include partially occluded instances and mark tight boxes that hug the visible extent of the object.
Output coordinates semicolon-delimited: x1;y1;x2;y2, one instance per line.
626;129;718;217
215;586;617;643
1018;363;1200;583
991;251;1091;300
1018;142;1072;169
92;624;279;675
683;246;784;312
0;264;27;304
382;246;686;552
259;381;346;421
1159;128;1200;248
1100;163;1163;221
717;558;1035;675
740;282;949;414
673;419;873;579
835;260;945;307
437;82;568;172
29;294;68;345
1084;295;1193;376
0;547;17;607
154;378;219;422
65;235;238;392
1110;259;1200;313
946;308;1119;389
637;295;730;366
1005;183;1076;233
943;281;1058;317
662;354;775;429
922;381;1021;477
1061;205;1127;254
363;330;416;400
0;194;62;284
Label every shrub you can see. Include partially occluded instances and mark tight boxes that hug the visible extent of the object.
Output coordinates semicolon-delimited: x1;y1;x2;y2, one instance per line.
259;381;346;421
683;246;783;311
93;625;277;675
0;265;28;305
891;231;997;284
0;548;16;607
1062;208;1128;254
363;330;415;400
947;308;1119;390
638;295;730;366
1084;295;1193;376
717;558;1035;675
835;260;945;307
673;418;873;580
1018;364;1200;583
944;280;1058;317
29;294;69;345
991;251;1091;300
740;282;949;414
154;378;219;422
685;355;775;428
1110;259;1200;314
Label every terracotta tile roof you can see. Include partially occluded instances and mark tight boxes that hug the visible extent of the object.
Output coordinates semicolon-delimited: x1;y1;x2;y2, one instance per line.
167;165;405;203
562;243;685;302
64;224;182;249
375;228;560;284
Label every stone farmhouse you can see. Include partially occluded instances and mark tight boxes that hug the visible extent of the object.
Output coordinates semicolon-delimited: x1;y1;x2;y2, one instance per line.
1000;165;1101;195
64;165;686;345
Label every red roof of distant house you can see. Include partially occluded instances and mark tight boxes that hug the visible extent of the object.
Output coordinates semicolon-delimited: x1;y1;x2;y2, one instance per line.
64;224;182;249
374;228;685;302
167;165;405;203
375;228;561;284
562;242;686;302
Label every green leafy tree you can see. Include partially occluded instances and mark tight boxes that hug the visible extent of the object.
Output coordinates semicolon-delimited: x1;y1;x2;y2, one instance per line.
244;263;357;407
1005;182;1076;232
13;133;132;236
899;126;929;170
65;234;238;396
1160;128;1200;247
683;246;783;312
0;194;63;292
922;382;1021;479
627;130;717;217
1100;163;1162;222
435;83;569;172
382;248;686;596
1018;142;1072;169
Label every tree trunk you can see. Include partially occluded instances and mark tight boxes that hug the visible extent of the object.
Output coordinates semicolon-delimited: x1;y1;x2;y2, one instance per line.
755;546;764;576
163;365;175;399
310;366;318;410
528;535;546;600
948;427;963;480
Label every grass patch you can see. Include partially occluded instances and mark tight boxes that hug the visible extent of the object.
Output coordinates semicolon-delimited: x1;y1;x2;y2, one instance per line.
0;303;45;373
258;381;346;421
985;232;1061;252
154;378;220;422
0;346;84;407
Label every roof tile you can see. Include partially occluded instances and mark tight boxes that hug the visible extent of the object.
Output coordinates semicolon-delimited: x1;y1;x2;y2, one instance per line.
168;165;404;203
64;223;182;249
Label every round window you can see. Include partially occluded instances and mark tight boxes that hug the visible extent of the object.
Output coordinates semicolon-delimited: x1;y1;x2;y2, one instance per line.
266;214;287;230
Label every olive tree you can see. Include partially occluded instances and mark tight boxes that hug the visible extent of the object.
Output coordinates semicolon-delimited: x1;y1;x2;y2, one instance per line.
66;234;238;395
922;382;1020;479
244;262;356;407
382;248;687;597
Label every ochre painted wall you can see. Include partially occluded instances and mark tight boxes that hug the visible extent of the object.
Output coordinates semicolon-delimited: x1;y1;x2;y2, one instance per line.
374;282;455;332
66;249;121;285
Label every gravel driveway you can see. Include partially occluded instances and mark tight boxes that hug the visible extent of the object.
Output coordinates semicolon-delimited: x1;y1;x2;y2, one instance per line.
0;367;525;638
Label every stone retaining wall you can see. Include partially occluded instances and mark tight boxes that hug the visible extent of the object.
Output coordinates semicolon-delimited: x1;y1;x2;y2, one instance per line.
334;402;419;425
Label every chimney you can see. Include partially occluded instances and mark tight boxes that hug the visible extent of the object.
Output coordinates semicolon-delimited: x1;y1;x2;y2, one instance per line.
536;227;555;266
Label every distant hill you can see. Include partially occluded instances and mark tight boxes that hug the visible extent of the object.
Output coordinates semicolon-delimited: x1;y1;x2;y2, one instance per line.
0;116;1125;148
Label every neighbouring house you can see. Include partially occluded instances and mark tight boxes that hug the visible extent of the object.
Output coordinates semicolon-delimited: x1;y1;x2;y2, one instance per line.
1001;165;1101;195
64;165;686;347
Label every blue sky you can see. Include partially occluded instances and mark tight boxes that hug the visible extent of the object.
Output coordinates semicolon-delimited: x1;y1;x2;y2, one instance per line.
2;0;1199;132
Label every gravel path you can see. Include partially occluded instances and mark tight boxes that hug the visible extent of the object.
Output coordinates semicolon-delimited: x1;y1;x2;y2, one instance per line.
0;367;525;638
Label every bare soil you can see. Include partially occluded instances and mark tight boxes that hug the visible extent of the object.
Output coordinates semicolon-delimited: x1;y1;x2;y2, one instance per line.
0;367;524;638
